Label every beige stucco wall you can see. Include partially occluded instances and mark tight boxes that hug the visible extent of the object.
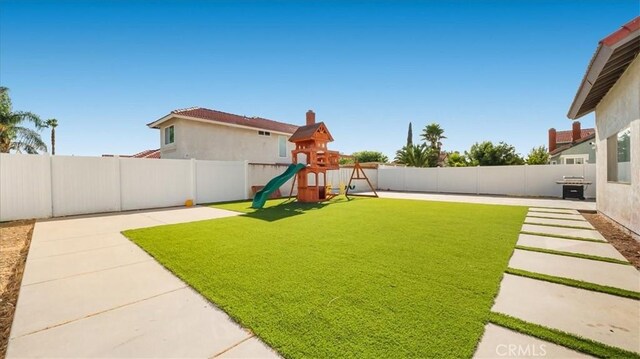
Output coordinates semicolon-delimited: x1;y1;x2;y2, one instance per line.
594;56;640;236
158;119;296;164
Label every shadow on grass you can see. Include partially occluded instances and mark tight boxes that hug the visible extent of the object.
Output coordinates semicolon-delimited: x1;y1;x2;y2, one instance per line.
243;201;330;222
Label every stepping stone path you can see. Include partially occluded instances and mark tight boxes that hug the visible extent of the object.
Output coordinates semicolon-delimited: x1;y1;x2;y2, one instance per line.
475;207;640;358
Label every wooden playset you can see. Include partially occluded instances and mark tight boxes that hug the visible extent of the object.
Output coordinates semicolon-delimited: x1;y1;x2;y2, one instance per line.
286;110;377;203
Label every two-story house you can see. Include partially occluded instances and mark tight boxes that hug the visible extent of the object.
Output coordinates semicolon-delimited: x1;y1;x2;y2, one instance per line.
147;107;300;163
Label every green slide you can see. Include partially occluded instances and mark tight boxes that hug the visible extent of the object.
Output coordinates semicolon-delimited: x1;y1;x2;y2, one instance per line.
251;163;306;209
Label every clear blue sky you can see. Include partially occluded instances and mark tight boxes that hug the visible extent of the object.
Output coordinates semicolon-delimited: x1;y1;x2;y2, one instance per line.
1;0;637;158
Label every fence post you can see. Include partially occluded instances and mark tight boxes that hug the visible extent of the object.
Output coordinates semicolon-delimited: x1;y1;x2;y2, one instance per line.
476;166;480;195
115;156;122;212
244;160;250;199
523;164;528;197
49;154;55;218
190;158;197;205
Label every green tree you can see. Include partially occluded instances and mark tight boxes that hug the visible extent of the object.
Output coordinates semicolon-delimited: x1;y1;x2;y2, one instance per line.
46;118;58;155
446;151;468;167
394;143;435;167
340;151;389;164
421;123;446;151
465;141;525;166
526;145;549;165
406;122;413;146
420;123;446;167
0;87;47;153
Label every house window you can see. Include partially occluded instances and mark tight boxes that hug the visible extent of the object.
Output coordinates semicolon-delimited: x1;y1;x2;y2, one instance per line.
164;126;174;145
258;130;271;136
561;155;587;165
607;126;631;183
278;136;287;157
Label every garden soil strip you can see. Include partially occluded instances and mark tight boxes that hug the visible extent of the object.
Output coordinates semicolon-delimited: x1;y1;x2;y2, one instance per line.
0;220;35;359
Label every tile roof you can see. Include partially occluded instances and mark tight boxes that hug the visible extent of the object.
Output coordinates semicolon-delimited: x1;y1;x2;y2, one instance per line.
132;149;161;159
150;107;299;134
550;132;596;155
555;128;595;144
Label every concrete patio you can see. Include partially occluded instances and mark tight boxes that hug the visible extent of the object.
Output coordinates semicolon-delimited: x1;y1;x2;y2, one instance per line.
6;206;279;358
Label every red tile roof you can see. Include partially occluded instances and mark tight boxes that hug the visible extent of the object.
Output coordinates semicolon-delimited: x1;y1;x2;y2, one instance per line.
150;107;299;134
132;149;160;159
555;128;595;144
550;132;596;155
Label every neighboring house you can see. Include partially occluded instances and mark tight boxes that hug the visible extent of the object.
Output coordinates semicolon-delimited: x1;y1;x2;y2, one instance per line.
146;107;299;163
548;121;596;164
102;149;160;159
568;16;639;237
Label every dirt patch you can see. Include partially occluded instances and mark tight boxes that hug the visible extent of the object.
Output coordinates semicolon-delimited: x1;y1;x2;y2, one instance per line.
0;220;35;358
582;213;640;269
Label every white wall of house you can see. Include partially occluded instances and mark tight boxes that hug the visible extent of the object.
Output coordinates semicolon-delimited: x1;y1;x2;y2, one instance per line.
594;56;640;236
159;118;296;164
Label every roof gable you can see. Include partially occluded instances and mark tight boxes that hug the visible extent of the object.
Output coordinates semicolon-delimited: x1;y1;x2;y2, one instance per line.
288;122;334;142
148;107;299;134
568;17;640;119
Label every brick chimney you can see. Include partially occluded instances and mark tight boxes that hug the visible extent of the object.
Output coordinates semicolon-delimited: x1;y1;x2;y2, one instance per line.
306;110;315;126
572;121;581;142
549;128;557;152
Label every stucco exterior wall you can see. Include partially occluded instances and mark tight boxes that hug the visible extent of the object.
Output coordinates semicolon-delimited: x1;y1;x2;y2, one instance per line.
159;119;296;163
549;140;596;164
594;56;640;236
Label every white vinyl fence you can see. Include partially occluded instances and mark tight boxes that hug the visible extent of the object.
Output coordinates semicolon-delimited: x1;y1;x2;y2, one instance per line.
0;154;248;221
0;153;595;222
378;163;596;198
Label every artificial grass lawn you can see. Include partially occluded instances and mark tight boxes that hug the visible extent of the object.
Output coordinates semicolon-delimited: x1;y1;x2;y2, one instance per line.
123;197;527;358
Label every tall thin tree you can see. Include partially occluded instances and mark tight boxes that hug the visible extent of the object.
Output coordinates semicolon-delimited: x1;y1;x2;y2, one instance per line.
406;122;413;146
46;118;58;155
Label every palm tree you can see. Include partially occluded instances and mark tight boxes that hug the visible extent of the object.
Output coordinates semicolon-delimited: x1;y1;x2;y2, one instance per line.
46;118;58;155
0;87;47;153
421;123;446;151
394;143;433;167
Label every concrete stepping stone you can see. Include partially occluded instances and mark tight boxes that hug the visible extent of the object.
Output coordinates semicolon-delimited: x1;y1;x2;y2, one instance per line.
521;224;606;241
473;324;592;358
529;208;580;214
526;211;586;221
7;288;259;358
517;234;628;261
525;217;594;229
10;261;186;338
492;274;640;353
508;249;640;292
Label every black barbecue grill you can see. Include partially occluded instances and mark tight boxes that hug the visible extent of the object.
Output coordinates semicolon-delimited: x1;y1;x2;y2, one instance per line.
555;176;592;200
